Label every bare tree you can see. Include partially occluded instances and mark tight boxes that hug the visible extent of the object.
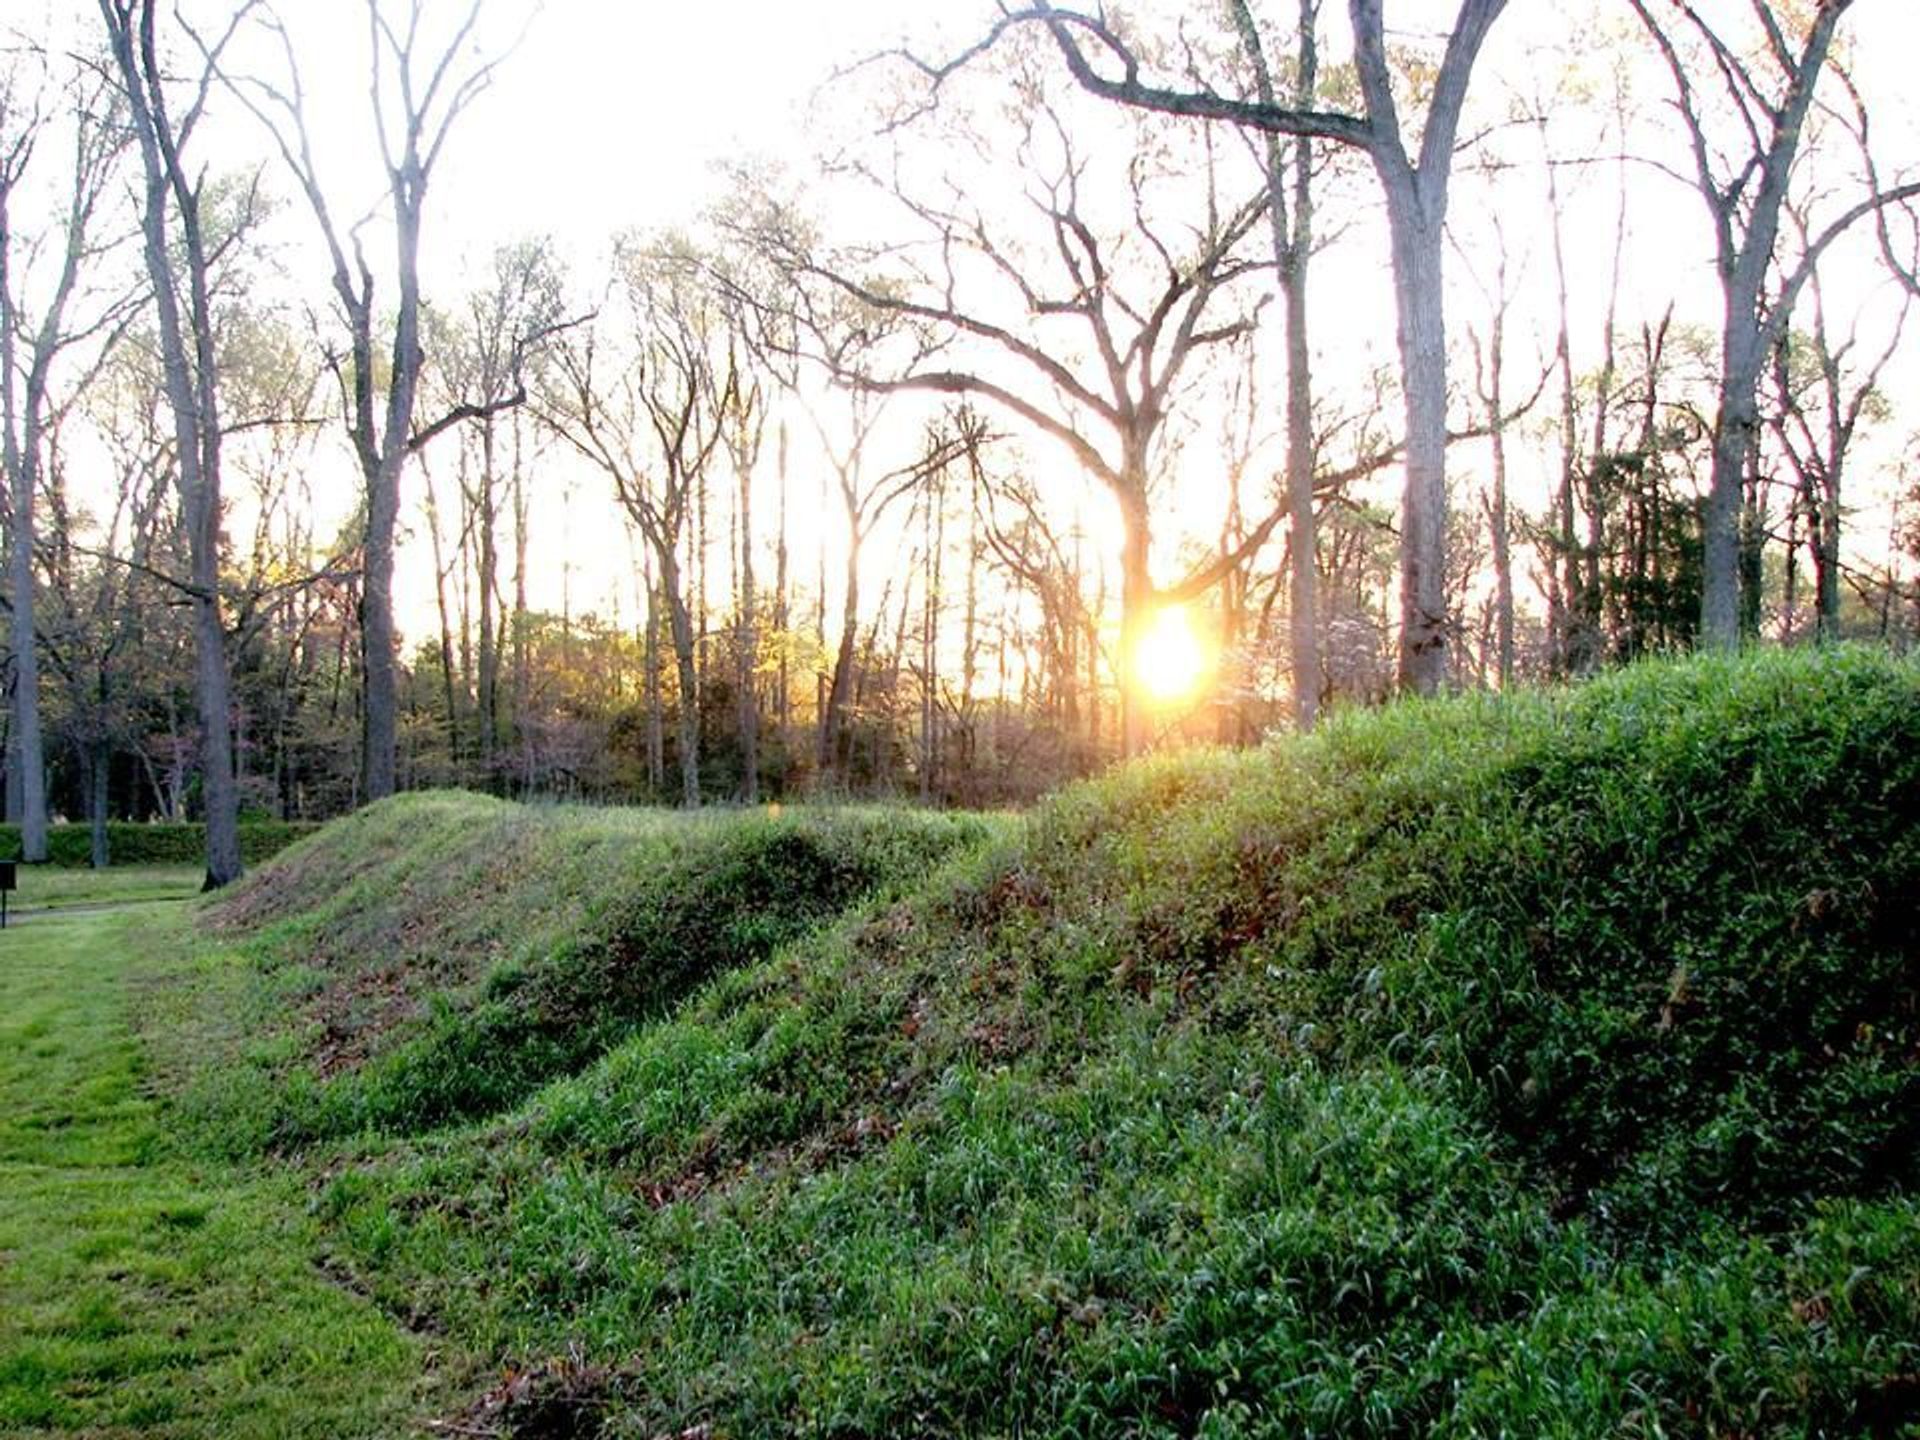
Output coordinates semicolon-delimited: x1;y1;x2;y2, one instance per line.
540;240;732;807
717;334;764;802
1460;230;1521;688
927;0;1510;695
805;385;948;783
41;355;176;867
99;0;253;887
426;239;563;783
1765;240;1909;639
978;456;1107;755
1231;0;1324;728
218;0;511;802
745;71;1269;755
1;56;132;861
1533;82;1629;678
1628;0;1920;648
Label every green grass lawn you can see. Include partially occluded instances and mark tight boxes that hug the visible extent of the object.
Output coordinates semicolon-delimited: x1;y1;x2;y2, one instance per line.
4;866;204;915
0;874;439;1437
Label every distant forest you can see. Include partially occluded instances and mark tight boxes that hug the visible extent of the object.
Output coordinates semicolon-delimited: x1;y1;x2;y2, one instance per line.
4;0;1919;881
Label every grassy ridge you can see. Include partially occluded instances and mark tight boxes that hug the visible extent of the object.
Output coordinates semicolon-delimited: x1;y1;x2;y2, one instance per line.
188;796;999;1149
182;650;1920;1435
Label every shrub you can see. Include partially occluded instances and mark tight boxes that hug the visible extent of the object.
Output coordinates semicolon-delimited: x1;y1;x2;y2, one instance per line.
0;820;318;868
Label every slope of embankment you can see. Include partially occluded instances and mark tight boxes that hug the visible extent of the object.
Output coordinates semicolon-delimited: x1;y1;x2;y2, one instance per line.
184;795;999;1147
184;650;1920;1436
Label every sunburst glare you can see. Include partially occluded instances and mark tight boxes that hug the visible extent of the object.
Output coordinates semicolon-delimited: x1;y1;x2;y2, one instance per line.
1132;604;1214;708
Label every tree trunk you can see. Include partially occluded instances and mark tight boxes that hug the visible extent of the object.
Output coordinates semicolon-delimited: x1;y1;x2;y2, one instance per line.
190;566;242;887
1117;480;1151;757
511;423;531;753
108;0;242;889
1485;302;1514;688
819;470;863;780
87;739;111;870
644;564;664;795
821;531;860;779
1282;231;1320;730
475;429;501;784
5;724;21;826
1385;193;1450;694
1237;0;1321;731
1816;480;1842;639
0;204;48;862
920;477;943;800
659;551;701;807
5;435;47;862
773;418;790;735
737;443;759;803
361;448;405;801
1703;333;1763;649
423;468;462;768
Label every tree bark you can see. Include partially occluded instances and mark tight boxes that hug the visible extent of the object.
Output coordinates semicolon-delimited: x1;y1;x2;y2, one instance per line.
642;545;664;794
1385;196;1451;694
87;739;111;870
511;426;530;753
1233;0;1322;730
1117;479;1151;757
422;467;462;767
104;0;243;888
773;418;790;734
2;356;48;862
472;429;501;783
1704;332;1764;646
736;446;759;803
660;550;701;808
820;494;860;777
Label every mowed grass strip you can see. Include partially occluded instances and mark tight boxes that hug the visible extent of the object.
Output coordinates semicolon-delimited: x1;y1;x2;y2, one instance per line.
0;879;436;1437
3;866;205;915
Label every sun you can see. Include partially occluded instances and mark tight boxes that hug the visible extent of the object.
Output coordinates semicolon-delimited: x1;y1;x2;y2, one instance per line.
1131;604;1214;708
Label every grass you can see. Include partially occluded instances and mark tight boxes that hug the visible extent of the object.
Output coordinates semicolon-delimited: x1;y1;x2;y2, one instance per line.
53;648;1920;1434
184;798;1000;1149
297;649;1920;1435
0;874;444;1437
4;865;202;913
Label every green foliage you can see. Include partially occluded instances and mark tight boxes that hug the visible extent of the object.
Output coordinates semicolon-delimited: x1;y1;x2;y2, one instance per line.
192;793;1000;1145
0;820;318;868
170;649;1920;1435
1035;645;1920;1233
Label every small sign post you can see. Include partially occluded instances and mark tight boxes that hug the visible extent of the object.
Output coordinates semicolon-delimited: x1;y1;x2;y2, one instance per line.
0;858;15;929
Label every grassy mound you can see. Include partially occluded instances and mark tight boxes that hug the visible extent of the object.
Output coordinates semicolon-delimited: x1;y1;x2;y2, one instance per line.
189;650;1920;1435
192;794;998;1145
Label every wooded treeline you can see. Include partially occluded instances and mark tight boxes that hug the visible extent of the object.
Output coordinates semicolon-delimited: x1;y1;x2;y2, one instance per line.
3;0;1919;883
